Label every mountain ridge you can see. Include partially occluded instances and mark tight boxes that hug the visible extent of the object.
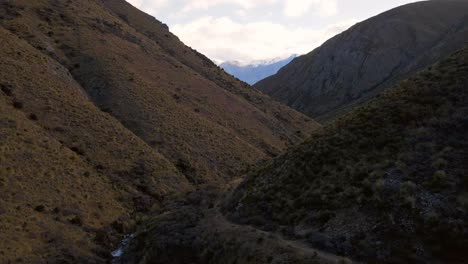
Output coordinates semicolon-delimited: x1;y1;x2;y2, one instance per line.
256;0;468;121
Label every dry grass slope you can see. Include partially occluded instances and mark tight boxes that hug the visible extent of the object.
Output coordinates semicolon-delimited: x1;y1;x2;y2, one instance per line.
0;0;319;262
0;0;319;184
0;27;190;263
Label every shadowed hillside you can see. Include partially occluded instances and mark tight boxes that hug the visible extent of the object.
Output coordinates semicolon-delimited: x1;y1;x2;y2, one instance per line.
226;46;468;263
256;0;468;121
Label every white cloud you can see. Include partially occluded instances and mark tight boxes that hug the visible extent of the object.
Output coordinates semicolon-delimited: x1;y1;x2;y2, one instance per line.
284;0;338;17
172;16;357;62
124;0;421;63
126;0;169;10
182;0;277;11
175;0;337;18
126;0;142;7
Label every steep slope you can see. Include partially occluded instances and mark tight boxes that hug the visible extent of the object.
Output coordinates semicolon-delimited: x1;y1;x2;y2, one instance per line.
221;55;297;85
0;27;190;263
0;0;319;263
256;0;468;121
226;47;468;263
1;0;319;185
100;0;309;130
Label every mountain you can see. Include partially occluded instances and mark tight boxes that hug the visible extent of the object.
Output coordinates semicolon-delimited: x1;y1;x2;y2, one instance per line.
220;55;297;85
0;0;319;262
0;26;190;263
225;47;468;263
255;0;468;121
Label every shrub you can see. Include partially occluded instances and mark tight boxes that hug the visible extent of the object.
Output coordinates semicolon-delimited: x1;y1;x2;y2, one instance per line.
402;195;416;209
0;84;13;96
426;170;447;190
432;158;448;169
34;205;46;212
70;146;84;156
69;215;83;226
13;101;23;109
400;181;416;195
457;193;468;212
424;211;440;227
28;113;38;121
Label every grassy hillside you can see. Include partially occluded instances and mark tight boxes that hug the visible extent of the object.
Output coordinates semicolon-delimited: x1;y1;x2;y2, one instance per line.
0;27;190;263
225;47;468;263
0;0;318;184
102;0;307;120
0;0;319;262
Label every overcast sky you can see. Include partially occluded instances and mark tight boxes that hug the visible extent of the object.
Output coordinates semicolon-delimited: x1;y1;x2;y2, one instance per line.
127;0;422;63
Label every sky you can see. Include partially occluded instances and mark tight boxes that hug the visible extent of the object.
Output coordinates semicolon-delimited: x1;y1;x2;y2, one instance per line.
127;0;422;63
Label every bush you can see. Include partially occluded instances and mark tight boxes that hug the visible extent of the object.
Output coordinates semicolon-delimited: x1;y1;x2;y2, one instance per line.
457;193;468;212
432;158;448;169
28;113;38;121
69;215;83;226
13;101;23;109
34;205;46;212
400;181;416;195
0;84;13;96
426;170;447;190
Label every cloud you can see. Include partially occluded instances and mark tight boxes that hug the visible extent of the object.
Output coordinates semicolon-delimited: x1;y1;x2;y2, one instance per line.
284;0;338;17
125;0;350;62
171;16;357;62
126;0;143;7
126;0;169;10
175;0;337;18
127;0;338;20
182;0;277;11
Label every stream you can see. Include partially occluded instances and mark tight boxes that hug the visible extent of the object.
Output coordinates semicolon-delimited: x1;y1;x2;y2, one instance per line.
111;234;134;263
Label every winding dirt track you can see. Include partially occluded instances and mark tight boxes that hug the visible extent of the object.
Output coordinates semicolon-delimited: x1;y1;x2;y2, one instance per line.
201;207;358;264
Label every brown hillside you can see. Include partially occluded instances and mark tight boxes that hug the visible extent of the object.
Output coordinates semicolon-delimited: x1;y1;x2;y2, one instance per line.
0;0;319;184
102;0;307;123
0;0;319;263
0;27;190;263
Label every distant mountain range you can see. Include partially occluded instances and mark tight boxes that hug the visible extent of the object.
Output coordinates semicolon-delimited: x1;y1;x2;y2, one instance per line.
220;55;297;85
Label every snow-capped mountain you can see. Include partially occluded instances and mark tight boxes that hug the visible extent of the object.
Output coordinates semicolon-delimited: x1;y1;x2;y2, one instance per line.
220;55;297;85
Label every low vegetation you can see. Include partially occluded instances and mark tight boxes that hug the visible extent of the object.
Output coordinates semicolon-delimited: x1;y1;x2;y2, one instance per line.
225;47;468;263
